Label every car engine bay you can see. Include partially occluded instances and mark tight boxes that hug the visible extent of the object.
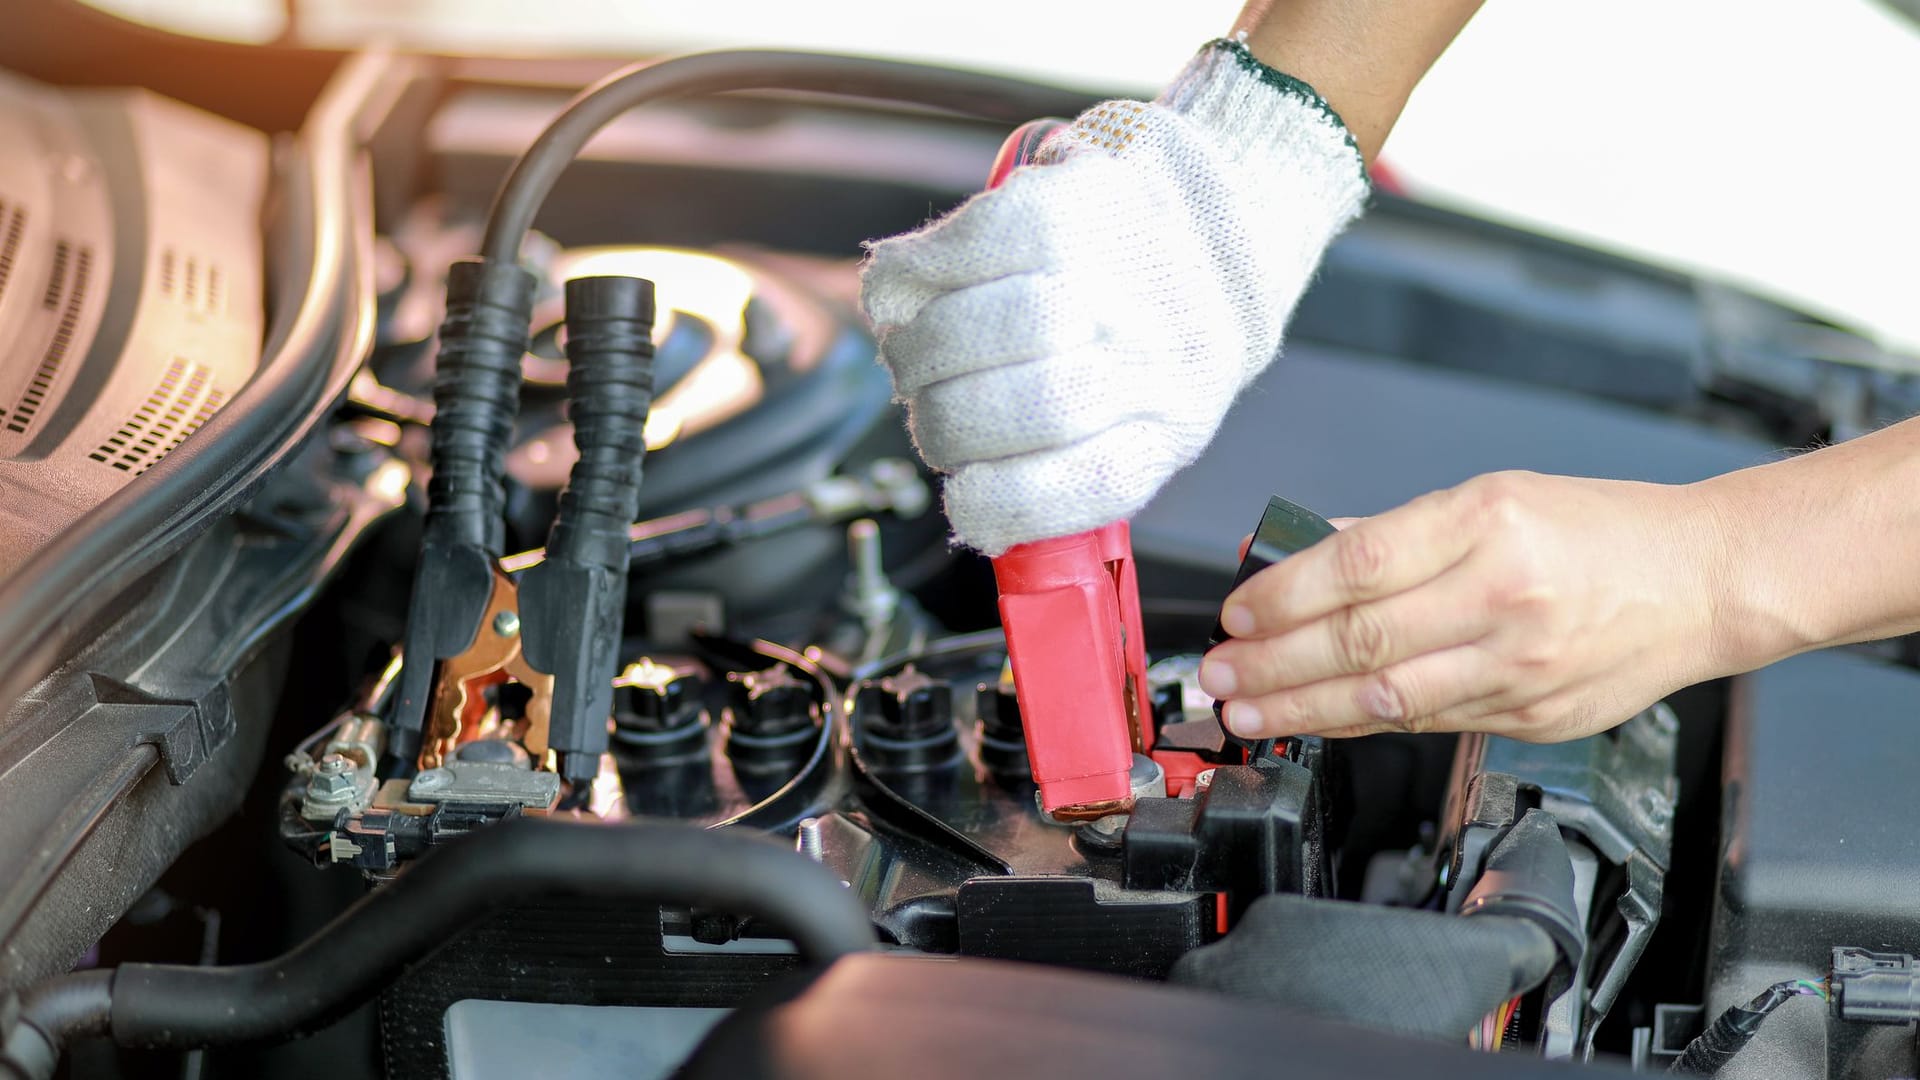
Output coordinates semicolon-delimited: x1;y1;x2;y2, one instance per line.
2;23;1920;1080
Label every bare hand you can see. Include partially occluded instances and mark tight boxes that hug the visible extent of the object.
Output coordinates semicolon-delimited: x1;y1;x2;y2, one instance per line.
1198;471;1732;742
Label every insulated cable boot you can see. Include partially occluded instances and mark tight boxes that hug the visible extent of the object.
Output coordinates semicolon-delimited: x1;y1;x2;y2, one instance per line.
385;258;538;776
521;275;657;796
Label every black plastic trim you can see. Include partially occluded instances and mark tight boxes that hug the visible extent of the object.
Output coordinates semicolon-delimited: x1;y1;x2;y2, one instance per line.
0;51;406;704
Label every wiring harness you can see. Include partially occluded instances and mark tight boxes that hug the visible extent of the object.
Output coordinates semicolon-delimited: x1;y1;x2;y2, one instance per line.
1669;978;1828;1075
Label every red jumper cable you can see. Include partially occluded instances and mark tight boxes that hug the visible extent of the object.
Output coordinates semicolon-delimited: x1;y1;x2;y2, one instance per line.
981;121;1181;819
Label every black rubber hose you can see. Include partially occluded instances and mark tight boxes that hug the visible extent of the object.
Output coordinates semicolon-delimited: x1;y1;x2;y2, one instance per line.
5;969;112;1079
1669;981;1809;1075
479;49;1095;267
1170;893;1556;1040
1459;808;1585;974
17;969;112;1044
99;819;873;1050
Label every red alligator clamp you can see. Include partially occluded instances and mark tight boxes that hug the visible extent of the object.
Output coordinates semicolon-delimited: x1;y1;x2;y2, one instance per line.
994;522;1151;818
983;120;1154;819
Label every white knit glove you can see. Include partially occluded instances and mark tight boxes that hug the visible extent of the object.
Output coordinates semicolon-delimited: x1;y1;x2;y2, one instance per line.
860;39;1369;556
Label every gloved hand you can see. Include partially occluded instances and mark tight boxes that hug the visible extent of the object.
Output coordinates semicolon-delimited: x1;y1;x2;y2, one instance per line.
860;39;1370;556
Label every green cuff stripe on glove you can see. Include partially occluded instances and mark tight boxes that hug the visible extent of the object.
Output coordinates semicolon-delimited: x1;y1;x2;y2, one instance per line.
1200;37;1367;182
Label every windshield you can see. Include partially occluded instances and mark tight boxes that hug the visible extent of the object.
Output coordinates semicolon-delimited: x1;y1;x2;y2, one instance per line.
86;0;1920;354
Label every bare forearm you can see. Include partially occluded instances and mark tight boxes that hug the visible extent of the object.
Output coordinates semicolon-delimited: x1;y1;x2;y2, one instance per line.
1700;416;1920;672
1232;0;1484;162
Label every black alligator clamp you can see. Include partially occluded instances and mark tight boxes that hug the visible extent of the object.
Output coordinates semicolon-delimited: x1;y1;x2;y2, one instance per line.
1210;495;1341;764
384;258;543;779
382;261;656;805
520;276;658;801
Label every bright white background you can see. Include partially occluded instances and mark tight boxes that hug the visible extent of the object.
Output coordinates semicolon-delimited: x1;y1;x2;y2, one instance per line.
96;0;1920;352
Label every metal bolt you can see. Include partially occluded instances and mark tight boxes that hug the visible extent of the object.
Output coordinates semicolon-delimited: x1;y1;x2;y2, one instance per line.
796;817;825;862
844;520;899;653
1078;813;1128;850
849;521;890;602
1129;754;1166;801
1635;789;1673;832
306;755;359;803
492;610;520;638
413;768;451;791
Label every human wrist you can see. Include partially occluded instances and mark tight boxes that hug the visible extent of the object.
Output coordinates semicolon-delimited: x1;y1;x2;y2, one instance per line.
1233;28;1391;165
1685;471;1826;677
1229;0;1485;162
